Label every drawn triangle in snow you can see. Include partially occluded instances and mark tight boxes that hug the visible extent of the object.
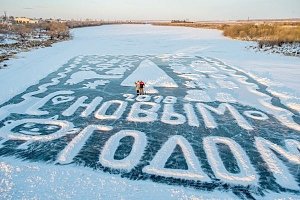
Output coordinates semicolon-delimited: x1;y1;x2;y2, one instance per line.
121;59;178;93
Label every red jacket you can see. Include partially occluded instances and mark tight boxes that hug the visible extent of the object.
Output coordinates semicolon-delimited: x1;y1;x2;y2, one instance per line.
140;82;145;88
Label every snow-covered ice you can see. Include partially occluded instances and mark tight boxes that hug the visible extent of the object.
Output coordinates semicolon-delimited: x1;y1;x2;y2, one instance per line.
0;24;299;199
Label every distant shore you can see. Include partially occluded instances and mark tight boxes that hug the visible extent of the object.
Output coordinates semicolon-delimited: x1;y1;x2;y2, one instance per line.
152;20;300;57
0;20;144;66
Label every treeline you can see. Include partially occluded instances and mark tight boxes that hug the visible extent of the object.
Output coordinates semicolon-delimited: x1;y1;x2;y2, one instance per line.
171;20;193;23
66;20;107;28
152;22;226;30
153;21;300;46
0;21;71;63
0;22;70;41
222;22;300;45
66;20;145;28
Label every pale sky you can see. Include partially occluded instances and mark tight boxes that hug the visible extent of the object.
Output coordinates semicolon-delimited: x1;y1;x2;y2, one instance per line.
1;0;299;21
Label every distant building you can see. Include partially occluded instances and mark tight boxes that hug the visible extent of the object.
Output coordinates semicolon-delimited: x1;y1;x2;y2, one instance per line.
15;17;38;24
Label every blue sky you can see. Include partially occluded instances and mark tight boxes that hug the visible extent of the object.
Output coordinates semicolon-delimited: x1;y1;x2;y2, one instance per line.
1;0;299;20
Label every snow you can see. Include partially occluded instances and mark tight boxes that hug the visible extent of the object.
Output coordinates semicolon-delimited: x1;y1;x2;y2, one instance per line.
99;130;147;171
184;90;212;102
106;67;128;75
171;56;300;131
248;42;300;57
57;125;113;165
243;110;269;120
95;100;128;120
83;80;110;89
143;135;211;181
254;191;300;200
0;38;18;45
255;137;300;190
203;136;258;186
196;103;253;130
0;117;77;148
65;71;120;85
127;102;161;122
62;96;103;117
287;102;300;113
121;59;178;94
1;25;299;105
0;24;300;199
161;104;186;125
183;103;200;127
0;158;238;200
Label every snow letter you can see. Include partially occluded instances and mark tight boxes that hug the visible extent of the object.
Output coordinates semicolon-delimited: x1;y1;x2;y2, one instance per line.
196;103;253;130
99;130;147;171
0;118;77;149
95;100;127;120
255;137;300;190
27;91;74;115
143;135;211;181
184;103;199;127
127;102;160;122
57;125;112;164
161;104;186;125
203;136;258;185
62;96;103;117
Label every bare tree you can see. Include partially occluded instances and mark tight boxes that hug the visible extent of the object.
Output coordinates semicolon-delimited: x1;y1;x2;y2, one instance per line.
48;22;69;40
13;25;31;41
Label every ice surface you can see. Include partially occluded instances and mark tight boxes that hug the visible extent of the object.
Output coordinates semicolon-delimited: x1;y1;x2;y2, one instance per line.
143;135;211;181
99;130;147;171
0;25;299;199
57;125;112;165
203;136;258;186
66;71;121;85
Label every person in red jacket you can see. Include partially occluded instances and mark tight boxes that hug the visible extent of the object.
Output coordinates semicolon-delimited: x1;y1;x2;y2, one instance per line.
139;81;145;95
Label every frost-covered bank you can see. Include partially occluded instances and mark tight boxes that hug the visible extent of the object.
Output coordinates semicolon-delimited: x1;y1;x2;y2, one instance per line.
0;22;70;64
247;42;300;57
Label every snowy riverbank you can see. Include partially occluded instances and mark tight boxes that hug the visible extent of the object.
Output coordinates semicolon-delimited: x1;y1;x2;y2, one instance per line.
247;42;300;57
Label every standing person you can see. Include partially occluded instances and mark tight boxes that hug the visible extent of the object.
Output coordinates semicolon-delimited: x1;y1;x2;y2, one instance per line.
135;81;140;95
139;80;145;95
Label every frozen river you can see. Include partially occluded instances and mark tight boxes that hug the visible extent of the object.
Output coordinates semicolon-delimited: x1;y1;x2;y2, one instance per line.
0;25;299;199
